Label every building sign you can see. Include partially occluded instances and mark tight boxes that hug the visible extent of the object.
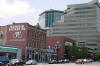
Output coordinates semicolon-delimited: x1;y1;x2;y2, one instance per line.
7;25;26;42
13;31;22;38
9;25;25;31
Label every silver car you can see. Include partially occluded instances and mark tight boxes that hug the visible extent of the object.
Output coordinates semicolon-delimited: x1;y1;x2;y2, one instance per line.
26;60;37;65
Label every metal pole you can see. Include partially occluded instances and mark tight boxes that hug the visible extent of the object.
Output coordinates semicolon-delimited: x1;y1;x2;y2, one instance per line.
57;46;59;62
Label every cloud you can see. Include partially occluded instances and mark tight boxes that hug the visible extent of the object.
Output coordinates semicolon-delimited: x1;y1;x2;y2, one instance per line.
0;0;43;25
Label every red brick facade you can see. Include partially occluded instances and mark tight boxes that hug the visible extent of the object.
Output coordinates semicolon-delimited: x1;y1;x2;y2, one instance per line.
0;26;7;45
6;23;46;59
46;36;75;60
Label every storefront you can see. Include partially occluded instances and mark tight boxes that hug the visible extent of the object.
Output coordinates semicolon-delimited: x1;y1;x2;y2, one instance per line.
0;45;22;60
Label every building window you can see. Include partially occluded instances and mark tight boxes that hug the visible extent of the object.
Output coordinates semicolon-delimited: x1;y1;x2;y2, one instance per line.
74;7;94;10
74;11;91;14
76;15;95;18
0;31;3;38
87;44;97;46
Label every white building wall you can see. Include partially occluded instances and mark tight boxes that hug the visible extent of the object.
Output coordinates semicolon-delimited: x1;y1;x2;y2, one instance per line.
48;0;100;52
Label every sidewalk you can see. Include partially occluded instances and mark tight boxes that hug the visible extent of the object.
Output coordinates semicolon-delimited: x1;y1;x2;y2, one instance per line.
38;62;48;65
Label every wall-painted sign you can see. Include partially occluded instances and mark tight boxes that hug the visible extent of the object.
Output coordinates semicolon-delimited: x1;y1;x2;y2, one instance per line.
9;25;25;31
13;31;22;38
7;25;26;42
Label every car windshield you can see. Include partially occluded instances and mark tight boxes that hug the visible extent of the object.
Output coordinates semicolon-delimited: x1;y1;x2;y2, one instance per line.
77;59;82;61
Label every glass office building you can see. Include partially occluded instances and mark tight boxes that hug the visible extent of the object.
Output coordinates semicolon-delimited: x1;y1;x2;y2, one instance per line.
48;0;100;53
39;9;64;29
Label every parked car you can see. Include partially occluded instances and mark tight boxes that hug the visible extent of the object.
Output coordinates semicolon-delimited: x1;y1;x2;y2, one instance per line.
0;56;9;64
58;60;63;63
57;59;69;63
98;59;100;62
0;62;3;66
83;59;87;63
83;59;93;64
26;60;37;65
63;59;70;63
75;59;83;64
48;60;57;64
9;59;25;65
87;59;93;62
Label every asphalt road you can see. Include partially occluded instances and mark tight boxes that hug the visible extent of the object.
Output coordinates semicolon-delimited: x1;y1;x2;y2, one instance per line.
25;62;100;66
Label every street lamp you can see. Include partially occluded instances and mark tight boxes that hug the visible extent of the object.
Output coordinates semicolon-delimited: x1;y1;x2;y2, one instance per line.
55;40;61;61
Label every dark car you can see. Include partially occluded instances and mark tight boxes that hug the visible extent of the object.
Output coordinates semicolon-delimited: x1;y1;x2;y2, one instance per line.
9;59;25;65
98;59;100;62
0;62;3;66
0;56;9;66
58;60;63;63
0;56;9;64
57;59;69;63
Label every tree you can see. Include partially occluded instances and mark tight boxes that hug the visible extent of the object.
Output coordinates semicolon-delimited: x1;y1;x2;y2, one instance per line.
80;46;88;58
95;51;100;60
69;45;80;59
68;45;88;59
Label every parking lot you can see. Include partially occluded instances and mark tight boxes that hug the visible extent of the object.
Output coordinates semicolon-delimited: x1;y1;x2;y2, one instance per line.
25;62;100;66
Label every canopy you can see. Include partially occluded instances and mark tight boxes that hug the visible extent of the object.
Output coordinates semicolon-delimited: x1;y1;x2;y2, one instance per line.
0;45;18;53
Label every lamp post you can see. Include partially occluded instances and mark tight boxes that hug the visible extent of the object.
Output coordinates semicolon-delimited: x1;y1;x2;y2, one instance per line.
55;40;61;62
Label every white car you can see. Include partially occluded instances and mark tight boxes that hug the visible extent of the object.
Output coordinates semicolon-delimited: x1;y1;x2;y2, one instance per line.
9;59;19;64
83;59;87;63
26;60;37;65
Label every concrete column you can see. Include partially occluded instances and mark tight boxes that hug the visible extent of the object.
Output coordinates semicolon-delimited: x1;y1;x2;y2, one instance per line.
17;48;22;60
6;53;9;58
29;49;31;59
39;52;41;62
41;53;43;62
25;47;27;61
40;52;41;62
34;50;35;60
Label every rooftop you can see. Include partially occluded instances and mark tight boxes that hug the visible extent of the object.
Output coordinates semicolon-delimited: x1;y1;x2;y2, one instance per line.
39;9;64;16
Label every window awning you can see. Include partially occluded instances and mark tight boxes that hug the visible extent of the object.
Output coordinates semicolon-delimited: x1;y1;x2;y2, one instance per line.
0;45;18;53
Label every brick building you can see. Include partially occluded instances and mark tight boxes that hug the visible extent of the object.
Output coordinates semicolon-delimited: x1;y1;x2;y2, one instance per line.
0;26;7;45
46;36;75;60
5;23;46;61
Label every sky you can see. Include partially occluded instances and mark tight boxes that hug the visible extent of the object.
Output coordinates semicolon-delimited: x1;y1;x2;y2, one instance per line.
0;0;98;26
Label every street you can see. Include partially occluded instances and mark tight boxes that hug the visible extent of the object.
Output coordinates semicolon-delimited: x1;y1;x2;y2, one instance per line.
25;62;100;66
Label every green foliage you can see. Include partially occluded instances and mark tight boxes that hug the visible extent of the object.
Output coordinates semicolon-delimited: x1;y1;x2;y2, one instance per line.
69;45;80;58
95;51;100;60
80;46;88;58
68;45;88;59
